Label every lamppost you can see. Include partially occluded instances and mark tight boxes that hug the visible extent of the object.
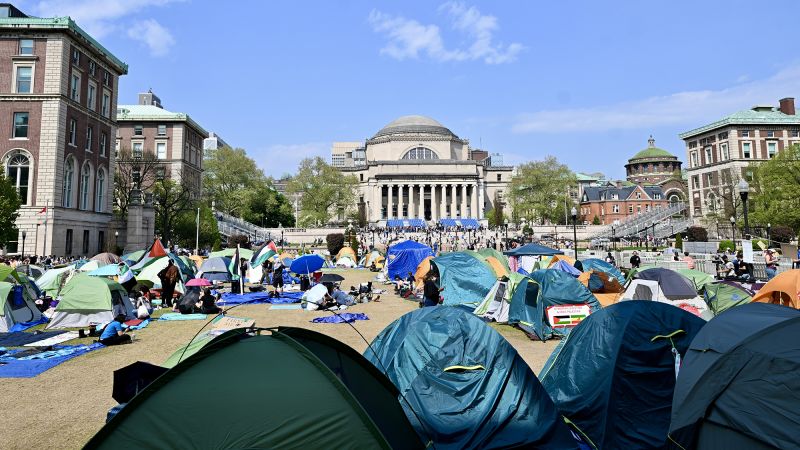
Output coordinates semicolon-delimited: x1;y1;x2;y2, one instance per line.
521;218;527;243
738;179;750;238
729;216;736;251
612;226;616;251
767;223;771;249
503;219;508;247
370;226;375;248
114;230;119;253
279;224;284;251
571;207;578;262
21;230;26;258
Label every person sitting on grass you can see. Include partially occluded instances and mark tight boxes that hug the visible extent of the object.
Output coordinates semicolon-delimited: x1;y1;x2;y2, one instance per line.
195;288;222;315
100;314;132;346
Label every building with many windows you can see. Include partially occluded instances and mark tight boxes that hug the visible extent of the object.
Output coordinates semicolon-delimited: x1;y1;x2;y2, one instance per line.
0;4;127;256
116;91;207;197
625;136;687;204
580;182;669;225
679;97;800;218
332;115;513;223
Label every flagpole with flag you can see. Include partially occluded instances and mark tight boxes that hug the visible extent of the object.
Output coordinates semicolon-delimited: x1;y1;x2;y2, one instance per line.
195;207;200;256
237;244;243;294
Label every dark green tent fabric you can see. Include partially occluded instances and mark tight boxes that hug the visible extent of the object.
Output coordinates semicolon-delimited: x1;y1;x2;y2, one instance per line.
667;303;800;450
540;301;706;449
364;307;578;450
703;281;753;315
433;252;497;306
508;269;601;341
85;328;423;450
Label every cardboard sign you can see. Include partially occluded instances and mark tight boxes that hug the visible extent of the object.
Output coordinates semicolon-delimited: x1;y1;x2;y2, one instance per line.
546;304;591;328
211;316;255;331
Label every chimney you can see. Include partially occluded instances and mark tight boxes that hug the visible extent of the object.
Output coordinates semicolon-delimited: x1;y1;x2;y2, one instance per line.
779;97;795;115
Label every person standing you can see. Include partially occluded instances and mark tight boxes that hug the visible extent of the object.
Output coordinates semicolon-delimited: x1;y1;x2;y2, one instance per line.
158;259;179;308
261;259;273;284
629;251;641;269
793;247;800;269
272;261;285;297
422;273;444;308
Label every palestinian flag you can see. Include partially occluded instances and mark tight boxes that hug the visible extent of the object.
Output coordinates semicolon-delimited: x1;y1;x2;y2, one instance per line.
130;239;169;271
251;241;277;267
118;263;137;292
230;245;242;281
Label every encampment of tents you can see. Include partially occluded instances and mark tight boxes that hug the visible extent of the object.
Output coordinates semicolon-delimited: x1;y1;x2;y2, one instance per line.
433;252;497;306
85;327;424;449
668;303;800;450
580;258;625;283
703;281;753;315
752;269;800;308
46;274;133;329
364;307;578;450
578;270;624;307
386;240;434;279
540;301;706;449
473;272;527;323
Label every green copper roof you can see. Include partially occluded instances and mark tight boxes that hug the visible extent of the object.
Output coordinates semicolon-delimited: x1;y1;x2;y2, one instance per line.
576;172;599;182
680;107;800;139
0;16;127;73
629;147;675;161
117;105;208;135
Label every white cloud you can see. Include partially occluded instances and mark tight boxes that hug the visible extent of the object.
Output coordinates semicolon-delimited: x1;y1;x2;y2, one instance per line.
127;19;175;57
368;2;523;64
254;142;331;177
512;65;800;133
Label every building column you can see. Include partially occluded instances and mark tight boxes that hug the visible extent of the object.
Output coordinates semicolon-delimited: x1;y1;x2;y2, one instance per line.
471;183;478;219
430;184;437;222
440;184;447;220
418;184;425;219
406;184;413;220
386;184;393;219
450;184;457;219
397;184;404;219
460;184;467;218
478;181;485;220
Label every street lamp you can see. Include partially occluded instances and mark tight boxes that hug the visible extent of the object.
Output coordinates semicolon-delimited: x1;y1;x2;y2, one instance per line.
612;226;616;251
21;230;26;258
114;230;119;254
503;219;509;247
767;222;771;249
738;179;750;238
571;206;578;262
729;216;736;251
521;218;527;243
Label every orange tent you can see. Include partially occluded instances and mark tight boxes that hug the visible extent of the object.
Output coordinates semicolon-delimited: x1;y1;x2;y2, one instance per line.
752;269;800;308
336;247;356;261
578;270;624;307
484;256;509;279
547;254;575;268
414;256;434;289
188;254;204;269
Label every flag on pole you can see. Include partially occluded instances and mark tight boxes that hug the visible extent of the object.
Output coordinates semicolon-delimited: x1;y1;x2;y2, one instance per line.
267;240;278;254
118;263;134;284
230;245;241;281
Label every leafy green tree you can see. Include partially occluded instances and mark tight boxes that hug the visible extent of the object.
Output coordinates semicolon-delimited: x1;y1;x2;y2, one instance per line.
686;226;708;242
0;168;21;248
152;178;194;244
242;183;295;227
203;146;265;217
675;233;683;251
487;191;506;228
286;157;358;226
326;233;345;256
508;156;576;224
172;203;220;250
751;144;800;231
592;216;602;225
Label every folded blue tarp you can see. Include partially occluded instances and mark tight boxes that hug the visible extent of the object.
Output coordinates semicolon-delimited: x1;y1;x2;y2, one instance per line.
311;313;369;324
8;316;49;332
218;291;303;306
0;331;65;347
126;319;150;330
0;343;103;378
159;313;207;321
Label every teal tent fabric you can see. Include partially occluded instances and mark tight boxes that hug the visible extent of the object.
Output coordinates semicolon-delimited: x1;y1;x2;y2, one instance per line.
580;258;625;284
509;269;601;341
433;252;497;306
364;307;578;450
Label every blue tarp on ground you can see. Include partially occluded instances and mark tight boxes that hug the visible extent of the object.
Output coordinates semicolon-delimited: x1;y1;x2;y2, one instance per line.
311;313;369;323
159;313;207;321
580;258;625;284
0;330;65;347
433;252;496;306
386;241;434;279
540;301;706;449
218;291;304;306
8;316;49;332
364;307;578;450
504;243;564;256
0;343;104;378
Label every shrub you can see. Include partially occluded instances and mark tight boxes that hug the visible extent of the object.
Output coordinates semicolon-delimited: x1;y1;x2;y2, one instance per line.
769;225;795;244
718;240;734;252
675;233;683;250
326;233;345;256
227;234;250;249
686;226;708;242
592;216;602;225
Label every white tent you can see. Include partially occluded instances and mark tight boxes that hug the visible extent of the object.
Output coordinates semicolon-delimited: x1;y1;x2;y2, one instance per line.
620;279;712;320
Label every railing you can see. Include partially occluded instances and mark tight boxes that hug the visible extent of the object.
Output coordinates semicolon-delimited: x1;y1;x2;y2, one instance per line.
591;203;688;239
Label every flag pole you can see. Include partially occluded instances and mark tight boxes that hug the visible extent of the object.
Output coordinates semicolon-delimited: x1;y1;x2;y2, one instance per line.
195;207;200;256
238;243;243;294
43;200;49;257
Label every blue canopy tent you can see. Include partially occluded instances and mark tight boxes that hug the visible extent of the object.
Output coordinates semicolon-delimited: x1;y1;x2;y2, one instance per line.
386;241;434;279
580;258;625;284
504;243;563;257
508;269;601;341
540;301;706;450
87;264;124;277
364;307;579;450
386;219;426;228
437;218;479;229
432;252;497;306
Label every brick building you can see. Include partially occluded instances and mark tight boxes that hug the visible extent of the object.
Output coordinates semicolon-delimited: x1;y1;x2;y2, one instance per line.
679;97;800;218
0;4;127;256
580;183;668;225
625;136;687;204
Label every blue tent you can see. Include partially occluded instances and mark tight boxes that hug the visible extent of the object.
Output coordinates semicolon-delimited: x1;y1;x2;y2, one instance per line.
509;269;601;341
540;301;706;449
580;258;625;284
504;243;563;256
365;307;579;450
198;257;231;282
550;259;581;277
433;252;497;306
386;240;433;279
87;264;123;277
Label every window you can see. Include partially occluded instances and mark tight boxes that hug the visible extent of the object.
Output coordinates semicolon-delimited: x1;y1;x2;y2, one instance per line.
628;206;633;214
70;74;80;101
155;167;165;180
718;131;728;140
612;204;619;213
692;175;699;189
497;174;502;182
740;130;750;137
766;130;775;138
87;82;96;110
156;142;166;159
68;119;77;146
636;192;642;199
80;163;91;210
132;142;143;158
95;168;105;212
767;141;777;158
401;147;439;160
654;193;662;200
742;142;752;158
720;143;729;161
65;229;73;255
690;152;698;167
646;205;651;212
114;139;120;158
103;71;111;86
6;152;30;205
705;173;713;186
85;126;93;152
12;112;28;138
63;158;74;207
688;140;697;149
100;132;107;156
157;124;167;136
15;66;32;93
82;230;89;255
704;147;712;164
88;60;96;76
98;230;105;254
793;130;800;138
19;39;33;55
134;125;143;136
101;92;110;117
611;193;619;200
72;48;80;64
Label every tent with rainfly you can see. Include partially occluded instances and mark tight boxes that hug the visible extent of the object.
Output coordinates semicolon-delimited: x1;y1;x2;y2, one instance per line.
540;301;706;450
578;270;625;307
752;269;800;308
46;274;134;329
509;269;602;341
623;268;712;319
197;257;232;282
85;327;424;449
703;281;753;315
0;264;42;332
433;251;497;306
579;258;625;284
386;240;434;279
473;271;527;323
364;307;579;450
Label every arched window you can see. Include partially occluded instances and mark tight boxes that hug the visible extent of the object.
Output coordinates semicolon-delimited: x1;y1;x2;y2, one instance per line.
401;147;439;160
6;152;30;205
95;168;105;212
63;157;74;207
79;162;92;210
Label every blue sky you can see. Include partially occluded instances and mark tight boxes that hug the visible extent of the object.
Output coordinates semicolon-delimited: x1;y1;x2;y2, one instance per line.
19;0;800;179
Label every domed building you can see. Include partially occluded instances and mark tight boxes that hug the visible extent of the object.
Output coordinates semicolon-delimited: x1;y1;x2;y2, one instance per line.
332;115;513;224
625;136;687;204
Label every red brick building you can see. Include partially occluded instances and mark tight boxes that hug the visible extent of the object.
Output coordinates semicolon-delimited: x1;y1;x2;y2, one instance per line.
579;183;668;225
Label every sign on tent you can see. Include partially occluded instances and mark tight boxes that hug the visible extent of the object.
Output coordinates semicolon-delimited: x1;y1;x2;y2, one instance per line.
546;304;591;327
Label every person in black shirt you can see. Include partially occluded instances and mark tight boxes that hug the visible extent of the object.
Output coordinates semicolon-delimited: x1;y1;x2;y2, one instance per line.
260;259;273;284
196;288;221;315
630;251;641;269
422;274;444;308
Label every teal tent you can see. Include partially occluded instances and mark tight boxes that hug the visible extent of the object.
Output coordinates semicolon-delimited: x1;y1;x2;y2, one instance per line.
703;281;753;315
86;327;423;449
580;258;625;284
509;269;601;341
433;252;497;306
365;307;578;450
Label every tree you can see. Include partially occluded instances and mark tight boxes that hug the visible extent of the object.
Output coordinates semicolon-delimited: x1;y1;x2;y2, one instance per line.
508;156;576;224
769;225;795;244
686;226;708;242
487;191;505;228
287;157;359;226
675;233;683;250
751;144;800;232
172;203;220;251
152;178;194;244
203;146;266;217
114;147;162;218
0;168;21;248
242;183;295;228
326;233;345;256
592;216;602;225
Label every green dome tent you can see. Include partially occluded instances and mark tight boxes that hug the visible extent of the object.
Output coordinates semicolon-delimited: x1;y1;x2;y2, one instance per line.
46;274;133;329
433;252;497;306
0;265;42;332
85;327;423;449
676;269;715;293
703;281;753;315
